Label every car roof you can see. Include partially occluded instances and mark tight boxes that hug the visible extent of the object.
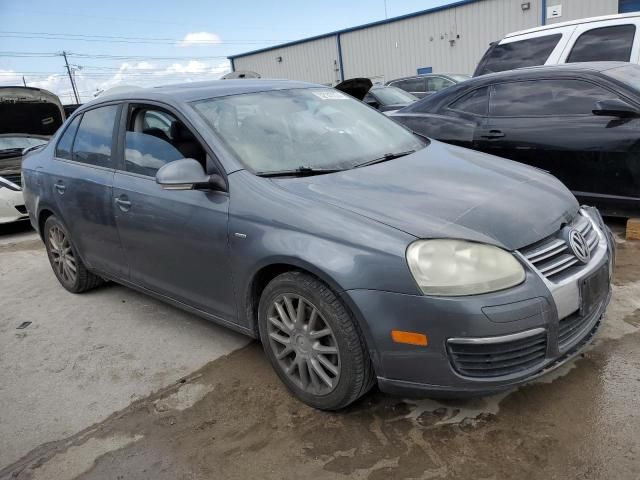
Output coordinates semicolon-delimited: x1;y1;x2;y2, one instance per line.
387;73;465;83
81;79;321;108
506;12;640;38
474;62;630;82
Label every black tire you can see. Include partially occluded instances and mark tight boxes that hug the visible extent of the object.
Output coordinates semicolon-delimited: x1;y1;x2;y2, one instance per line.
43;215;104;293
258;271;375;410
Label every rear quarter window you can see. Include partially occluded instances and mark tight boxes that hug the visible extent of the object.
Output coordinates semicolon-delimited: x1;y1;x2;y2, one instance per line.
475;34;562;76
567;24;636;63
55;115;81;160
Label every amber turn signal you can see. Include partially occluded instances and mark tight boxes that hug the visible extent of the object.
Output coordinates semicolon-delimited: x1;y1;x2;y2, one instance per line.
391;330;428;346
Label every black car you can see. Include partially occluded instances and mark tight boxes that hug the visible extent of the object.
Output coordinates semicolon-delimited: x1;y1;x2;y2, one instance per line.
390;62;640;217
386;73;470;98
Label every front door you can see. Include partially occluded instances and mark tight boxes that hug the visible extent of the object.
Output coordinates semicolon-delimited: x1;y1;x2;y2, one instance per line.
479;78;640;203
112;104;236;320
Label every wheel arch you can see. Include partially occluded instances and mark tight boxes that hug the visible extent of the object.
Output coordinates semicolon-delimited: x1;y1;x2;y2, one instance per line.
243;258;379;374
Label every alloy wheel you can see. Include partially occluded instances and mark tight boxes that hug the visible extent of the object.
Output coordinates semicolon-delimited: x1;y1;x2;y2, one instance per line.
48;225;77;284
267;294;341;395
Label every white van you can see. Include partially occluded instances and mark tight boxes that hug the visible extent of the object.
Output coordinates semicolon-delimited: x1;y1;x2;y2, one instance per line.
474;12;640;76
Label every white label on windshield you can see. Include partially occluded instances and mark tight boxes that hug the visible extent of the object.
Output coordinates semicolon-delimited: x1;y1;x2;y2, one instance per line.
312;90;348;100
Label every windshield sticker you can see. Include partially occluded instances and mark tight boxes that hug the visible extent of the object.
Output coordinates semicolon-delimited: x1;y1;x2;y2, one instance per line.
312;90;348;100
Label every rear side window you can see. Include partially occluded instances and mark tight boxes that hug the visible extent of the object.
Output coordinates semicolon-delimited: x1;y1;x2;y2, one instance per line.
567;25;636;63
475;34;562;75
394;78;425;92
73;105;119;168
448;87;489;116
55;115;81;160
490;79;618;117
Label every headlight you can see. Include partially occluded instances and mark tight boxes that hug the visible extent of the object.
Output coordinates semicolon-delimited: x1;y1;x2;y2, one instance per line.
406;239;525;296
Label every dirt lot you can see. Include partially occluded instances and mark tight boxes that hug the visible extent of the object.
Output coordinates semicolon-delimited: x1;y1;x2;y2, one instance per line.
1;221;639;480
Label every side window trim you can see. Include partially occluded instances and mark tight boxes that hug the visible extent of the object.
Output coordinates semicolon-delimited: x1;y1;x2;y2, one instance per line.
54;113;82;161
70;102;122;170
487;78;621;118
445;86;489;117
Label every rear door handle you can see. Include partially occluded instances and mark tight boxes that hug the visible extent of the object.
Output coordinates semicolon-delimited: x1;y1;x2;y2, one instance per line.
54;182;66;194
480;129;505;139
115;196;131;211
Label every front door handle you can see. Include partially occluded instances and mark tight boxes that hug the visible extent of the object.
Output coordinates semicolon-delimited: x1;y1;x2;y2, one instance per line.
115;196;131;211
480;129;505;139
54;182;66;194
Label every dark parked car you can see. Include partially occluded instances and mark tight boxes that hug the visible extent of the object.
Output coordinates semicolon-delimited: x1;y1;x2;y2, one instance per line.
391;62;640;217
386;73;470;98
22;79;613;410
335;78;417;112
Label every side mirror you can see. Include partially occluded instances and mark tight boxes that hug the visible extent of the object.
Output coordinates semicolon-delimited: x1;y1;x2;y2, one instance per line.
155;158;226;192
593;99;640;118
365;99;380;109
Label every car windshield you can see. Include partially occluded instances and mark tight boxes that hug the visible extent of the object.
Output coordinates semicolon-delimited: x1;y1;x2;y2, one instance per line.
372;87;418;105
192;88;425;174
604;64;640;91
0;136;48;151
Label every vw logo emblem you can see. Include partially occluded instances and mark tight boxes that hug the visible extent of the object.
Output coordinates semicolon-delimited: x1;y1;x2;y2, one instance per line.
568;228;590;264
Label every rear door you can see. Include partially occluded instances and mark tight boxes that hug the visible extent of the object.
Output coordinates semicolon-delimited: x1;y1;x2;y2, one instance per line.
480;78;640;203
112;103;236;320
50;104;126;277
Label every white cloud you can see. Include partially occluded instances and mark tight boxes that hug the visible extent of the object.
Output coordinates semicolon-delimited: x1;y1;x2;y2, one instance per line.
178;32;221;47
0;60;231;104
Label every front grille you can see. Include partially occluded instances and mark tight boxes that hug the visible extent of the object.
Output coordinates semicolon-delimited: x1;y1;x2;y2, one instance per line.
558;310;593;349
1;173;22;188
447;330;547;378
519;213;598;281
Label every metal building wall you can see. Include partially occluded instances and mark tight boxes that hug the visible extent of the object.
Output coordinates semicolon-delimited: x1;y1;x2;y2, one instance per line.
232;36;339;85
231;0;620;84
340;0;542;80
546;0;619;25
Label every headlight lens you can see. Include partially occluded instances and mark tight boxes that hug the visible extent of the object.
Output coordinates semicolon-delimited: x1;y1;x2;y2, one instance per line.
406;239;525;296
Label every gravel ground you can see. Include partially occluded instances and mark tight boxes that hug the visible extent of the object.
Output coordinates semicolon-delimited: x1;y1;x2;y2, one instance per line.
1;220;639;480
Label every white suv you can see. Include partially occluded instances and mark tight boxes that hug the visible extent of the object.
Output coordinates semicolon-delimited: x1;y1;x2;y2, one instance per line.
474;12;640;76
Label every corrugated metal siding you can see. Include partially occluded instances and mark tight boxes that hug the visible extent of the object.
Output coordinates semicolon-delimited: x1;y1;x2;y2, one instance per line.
233;36;339;85
545;0;618;25
232;0;619;83
341;0;541;80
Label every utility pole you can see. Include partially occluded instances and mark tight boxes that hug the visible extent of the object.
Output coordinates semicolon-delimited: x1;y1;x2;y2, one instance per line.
22;76;26;87
384;0;388;19
62;51;80;104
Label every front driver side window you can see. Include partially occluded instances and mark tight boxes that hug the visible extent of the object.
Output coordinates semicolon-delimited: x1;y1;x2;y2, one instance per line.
124;107;206;177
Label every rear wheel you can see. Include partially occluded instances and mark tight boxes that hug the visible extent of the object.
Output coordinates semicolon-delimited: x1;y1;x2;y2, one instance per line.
258;271;375;410
44;216;103;293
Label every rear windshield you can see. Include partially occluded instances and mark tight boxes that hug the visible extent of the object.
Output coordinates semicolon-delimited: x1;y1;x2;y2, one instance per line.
474;34;562;76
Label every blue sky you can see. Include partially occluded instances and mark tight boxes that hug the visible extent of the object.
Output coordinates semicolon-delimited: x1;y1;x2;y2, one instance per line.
0;0;454;103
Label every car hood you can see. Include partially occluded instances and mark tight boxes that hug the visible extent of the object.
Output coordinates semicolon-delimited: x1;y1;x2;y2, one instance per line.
0;86;65;136
274;141;579;250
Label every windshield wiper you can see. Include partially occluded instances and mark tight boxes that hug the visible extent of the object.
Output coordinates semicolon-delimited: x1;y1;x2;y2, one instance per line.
255;166;344;178
354;150;416;169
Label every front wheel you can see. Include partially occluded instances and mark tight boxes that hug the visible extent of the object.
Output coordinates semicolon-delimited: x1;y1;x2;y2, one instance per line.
43;216;103;293
258;271;375;410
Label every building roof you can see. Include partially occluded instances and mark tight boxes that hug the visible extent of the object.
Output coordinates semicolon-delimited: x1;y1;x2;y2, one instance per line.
227;0;484;60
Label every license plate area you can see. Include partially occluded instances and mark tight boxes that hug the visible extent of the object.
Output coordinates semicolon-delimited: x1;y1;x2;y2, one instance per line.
580;263;609;316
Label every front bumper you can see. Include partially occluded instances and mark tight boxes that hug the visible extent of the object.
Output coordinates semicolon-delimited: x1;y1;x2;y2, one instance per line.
0;188;28;224
343;208;615;397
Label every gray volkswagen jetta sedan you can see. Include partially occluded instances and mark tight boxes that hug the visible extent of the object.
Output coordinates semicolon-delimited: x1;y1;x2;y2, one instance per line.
21;79;614;410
